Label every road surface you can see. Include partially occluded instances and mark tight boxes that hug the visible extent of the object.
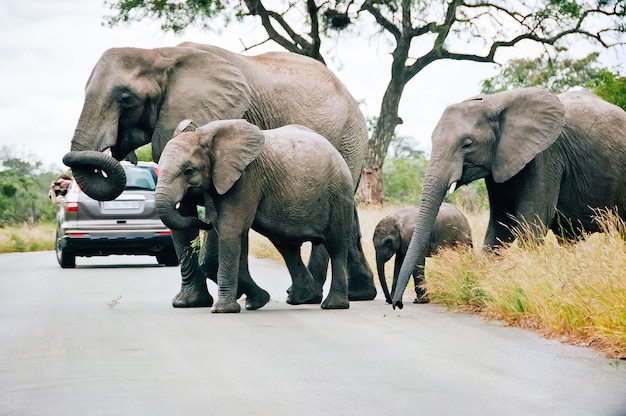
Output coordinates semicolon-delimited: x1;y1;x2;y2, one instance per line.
1;251;625;416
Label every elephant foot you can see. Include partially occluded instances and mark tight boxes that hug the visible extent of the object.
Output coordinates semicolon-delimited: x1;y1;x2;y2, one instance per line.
321;292;350;310
286;285;323;305
211;299;241;313
172;287;214;308
413;294;430;304
245;289;271;311
348;284;377;301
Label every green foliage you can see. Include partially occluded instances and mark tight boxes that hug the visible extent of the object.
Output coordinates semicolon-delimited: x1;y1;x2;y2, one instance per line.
382;156;427;205
481;53;604;94
586;69;626;110
104;0;232;32
135;143;153;162
0;147;64;226
481;52;626;111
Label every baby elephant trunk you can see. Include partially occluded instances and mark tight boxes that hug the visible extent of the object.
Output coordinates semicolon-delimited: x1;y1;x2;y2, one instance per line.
376;254;393;304
155;188;212;231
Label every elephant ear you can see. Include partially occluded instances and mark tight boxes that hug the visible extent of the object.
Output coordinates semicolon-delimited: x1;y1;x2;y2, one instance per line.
198;120;265;195
173;119;198;136
489;87;565;183
151;46;252;161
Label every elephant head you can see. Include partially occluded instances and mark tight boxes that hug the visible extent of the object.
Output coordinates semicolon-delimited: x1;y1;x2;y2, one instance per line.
373;216;402;304
155;119;265;231
391;87;565;309
63;45;252;201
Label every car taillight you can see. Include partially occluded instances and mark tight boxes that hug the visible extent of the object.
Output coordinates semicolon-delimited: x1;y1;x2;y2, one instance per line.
65;202;78;212
157;230;171;235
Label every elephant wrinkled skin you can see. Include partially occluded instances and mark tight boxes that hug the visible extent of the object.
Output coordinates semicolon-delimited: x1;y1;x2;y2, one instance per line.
392;87;626;309
62;42;376;308
373;203;472;304
156;120;353;313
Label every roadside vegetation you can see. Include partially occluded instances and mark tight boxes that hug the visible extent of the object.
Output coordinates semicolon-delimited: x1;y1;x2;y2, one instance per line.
249;205;626;359
0;223;55;254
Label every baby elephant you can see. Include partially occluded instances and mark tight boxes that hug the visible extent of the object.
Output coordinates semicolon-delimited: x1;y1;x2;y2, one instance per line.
373;203;472;304
156;119;354;313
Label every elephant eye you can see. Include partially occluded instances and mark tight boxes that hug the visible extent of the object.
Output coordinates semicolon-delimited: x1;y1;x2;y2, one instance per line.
183;167;195;177
461;138;473;150
119;92;136;109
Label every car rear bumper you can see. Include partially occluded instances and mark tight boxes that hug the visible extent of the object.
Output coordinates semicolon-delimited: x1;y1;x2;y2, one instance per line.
58;234;175;257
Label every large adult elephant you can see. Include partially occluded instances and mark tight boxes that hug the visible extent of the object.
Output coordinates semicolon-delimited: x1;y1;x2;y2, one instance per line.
391;87;626;309
62;42;377;307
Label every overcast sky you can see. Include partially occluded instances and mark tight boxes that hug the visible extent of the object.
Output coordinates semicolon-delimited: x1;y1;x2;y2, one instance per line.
1;0;623;171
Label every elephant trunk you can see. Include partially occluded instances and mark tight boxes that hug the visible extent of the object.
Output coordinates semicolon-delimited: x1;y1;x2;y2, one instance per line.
155;187;213;231
391;164;450;309
376;255;393;304
63;98;128;201
63;151;127;201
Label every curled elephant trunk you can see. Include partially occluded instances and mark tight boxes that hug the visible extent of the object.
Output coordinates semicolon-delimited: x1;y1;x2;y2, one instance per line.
63;151;126;201
155;189;213;231
391;175;448;309
376;255;393;304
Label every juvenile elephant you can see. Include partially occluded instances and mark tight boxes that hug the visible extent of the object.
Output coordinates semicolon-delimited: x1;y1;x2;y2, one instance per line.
62;42;376;309
156;119;354;313
373;203;472;304
392;87;626;309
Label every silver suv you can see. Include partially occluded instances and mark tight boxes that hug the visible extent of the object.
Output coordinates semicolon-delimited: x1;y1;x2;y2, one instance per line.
55;161;178;268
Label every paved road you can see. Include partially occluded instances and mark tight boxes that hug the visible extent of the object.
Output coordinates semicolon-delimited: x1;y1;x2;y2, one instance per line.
1;251;625;416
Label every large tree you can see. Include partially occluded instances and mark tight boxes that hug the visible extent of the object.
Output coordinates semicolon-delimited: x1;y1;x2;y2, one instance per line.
105;0;626;203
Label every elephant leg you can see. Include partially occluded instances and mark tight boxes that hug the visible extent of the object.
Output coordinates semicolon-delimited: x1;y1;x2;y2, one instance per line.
305;208;377;301
273;240;322;305
485;178;518;249
412;257;429;304
305;244;329;296
171;224;214;308
212;233;243;314
238;233;270;311
201;227;270;309
346;207;377;301
321;242;349;310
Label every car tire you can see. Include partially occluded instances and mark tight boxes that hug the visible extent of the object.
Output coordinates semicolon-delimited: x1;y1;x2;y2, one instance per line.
56;229;76;269
157;248;178;266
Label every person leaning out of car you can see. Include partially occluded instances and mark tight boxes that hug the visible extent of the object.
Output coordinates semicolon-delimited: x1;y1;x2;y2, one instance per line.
49;173;72;204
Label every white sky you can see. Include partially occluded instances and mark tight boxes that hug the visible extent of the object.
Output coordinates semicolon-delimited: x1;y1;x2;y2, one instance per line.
0;0;623;170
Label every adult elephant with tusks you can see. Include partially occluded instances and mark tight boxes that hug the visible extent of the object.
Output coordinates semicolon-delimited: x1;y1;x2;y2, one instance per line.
391;87;626;309
62;42;377;308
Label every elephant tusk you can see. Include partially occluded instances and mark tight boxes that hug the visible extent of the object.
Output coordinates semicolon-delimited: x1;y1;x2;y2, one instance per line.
448;181;457;195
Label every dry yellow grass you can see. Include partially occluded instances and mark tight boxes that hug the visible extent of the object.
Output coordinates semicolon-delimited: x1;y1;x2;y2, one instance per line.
0;223;56;253
427;210;626;359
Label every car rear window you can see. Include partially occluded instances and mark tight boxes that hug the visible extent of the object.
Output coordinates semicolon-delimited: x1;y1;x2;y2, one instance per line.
124;165;157;191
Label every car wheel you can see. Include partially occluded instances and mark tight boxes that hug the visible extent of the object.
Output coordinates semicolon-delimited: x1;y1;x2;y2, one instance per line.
56;229;75;269
157;248;179;266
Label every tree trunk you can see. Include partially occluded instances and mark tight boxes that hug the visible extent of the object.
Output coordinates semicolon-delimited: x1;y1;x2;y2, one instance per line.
357;164;384;204
358;68;407;204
